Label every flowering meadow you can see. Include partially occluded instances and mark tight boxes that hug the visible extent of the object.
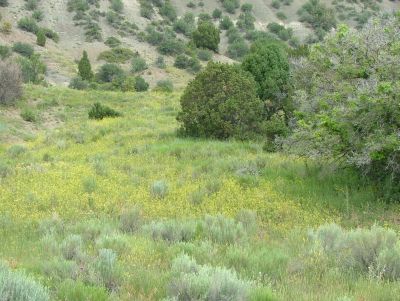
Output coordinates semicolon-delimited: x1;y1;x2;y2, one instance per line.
0;86;399;301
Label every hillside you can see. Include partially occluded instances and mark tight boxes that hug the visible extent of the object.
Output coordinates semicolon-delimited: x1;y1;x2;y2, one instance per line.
1;0;398;85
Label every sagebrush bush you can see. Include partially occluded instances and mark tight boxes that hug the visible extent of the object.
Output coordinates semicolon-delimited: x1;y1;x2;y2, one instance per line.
61;234;84;261
96;234;129;255
201;214;247;244
0;45;11;60
40;258;79;281
104;36;121;48
131;56;148;73
96;63;124;83
309;224;400;280
18;17;39;33
145;220;197;243
12;42;34;57
98;48;134;63
150;180;168;199
0;262;50;301
119;206;143;233
0;60;23;105
69;76;89;90
177;62;265;140
168;254;251;301
155;80;173;92
92;249;120;291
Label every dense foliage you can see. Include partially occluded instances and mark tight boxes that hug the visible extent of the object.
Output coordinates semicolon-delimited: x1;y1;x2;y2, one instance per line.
88;102;121;120
78;51;94;81
192;22;220;52
177;62;265;140
286;17;400;200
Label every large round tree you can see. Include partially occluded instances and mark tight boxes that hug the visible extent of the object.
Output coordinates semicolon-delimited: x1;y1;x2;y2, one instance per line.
177;62;265;140
242;40;291;117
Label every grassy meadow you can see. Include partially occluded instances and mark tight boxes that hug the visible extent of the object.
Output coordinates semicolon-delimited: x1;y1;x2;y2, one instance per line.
1;85;400;301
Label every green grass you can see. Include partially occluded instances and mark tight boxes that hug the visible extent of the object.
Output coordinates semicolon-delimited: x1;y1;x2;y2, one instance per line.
0;85;399;301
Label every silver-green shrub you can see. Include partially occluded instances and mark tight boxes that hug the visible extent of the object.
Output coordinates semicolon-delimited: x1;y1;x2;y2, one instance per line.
167;254;250;301
0;263;50;301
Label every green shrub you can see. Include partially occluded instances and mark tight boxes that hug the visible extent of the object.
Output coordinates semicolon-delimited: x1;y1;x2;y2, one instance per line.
237;12;256;30
145;220;197;243
157;36;185;55
104;36;121;48
167;254;250;300
150;180;168;199
242;40;291;112
18;54;47;84
96;234;129;255
0;61;22;105
61;234;83;260
198;13;212;23
286;20;400;198
110;0;123;13
241;3;253;12
41;27;60;42
155;56;166;68
177;62;264;140
96;63;124;83
0;262;50;301
88;102;121;120
20;108;37;122
36;30;46;47
7;145;27;158
139;0;154;19
18;17;39;33
212;8;222;19
40;258;79;281
155;79;173;92
159;1;177;22
32;10;44;21
12;42;34;57
92;249;120;291
227;39;249;60
78;51;94;81
0;0;8;7
276;11;287;20
271;0;280;9
197;48;212;61
297;0;336;37
134;76;149;92
222;0;240;14
57;280;108;301
0;45;11;60
173;13;195;36
309;224;400;280
219;16;234;30
69;76;90;90
25;0;38;10
192;21;220;51
119;206;143;233
131;56;148;73
97;47;134;63
201;214;247;244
